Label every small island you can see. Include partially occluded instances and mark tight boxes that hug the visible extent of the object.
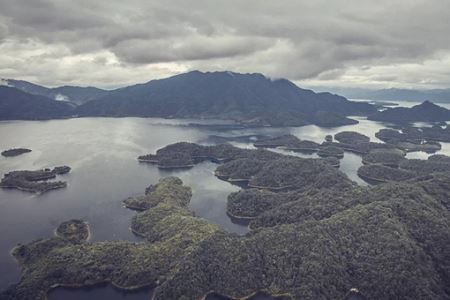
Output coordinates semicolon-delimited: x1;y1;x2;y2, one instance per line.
1;148;32;157
334;131;370;144
361;148;406;167
213;148;350;191
253;135;301;148
375;128;443;153
399;155;450;175
55;219;90;243
0;166;71;193
138;142;248;169
357;152;450;184
357;164;417;183
253;135;321;153
317;145;344;159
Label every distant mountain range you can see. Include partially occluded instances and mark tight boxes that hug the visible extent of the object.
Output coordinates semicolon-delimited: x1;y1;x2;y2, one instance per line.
0;71;376;127
3;71;450;125
368;100;450;123
327;87;450;103
0;79;108;105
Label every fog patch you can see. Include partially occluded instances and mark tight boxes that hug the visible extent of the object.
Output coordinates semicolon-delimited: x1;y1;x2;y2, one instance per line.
0;79;12;86
54;93;70;102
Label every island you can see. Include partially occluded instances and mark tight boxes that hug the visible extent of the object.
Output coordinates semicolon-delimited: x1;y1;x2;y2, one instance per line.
55;219;90;243
317;145;344;159
1;148;32;157
253;135;320;153
138;143;249;169
334;131;370;144
140;141;346;190
368;100;450;123
0;166;71;193
216;153;350;191
357;164;417;184
356;153;450;184
375;128;443;153
399;155;450;175
253;135;301;148
252;132;391;157
361;148;406;167
2;149;450;300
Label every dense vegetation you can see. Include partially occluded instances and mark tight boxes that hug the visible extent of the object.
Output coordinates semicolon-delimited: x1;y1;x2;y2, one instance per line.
253;135;301;148
75;71;375;126
3;171;450;300
357;150;450;184
317;145;344;158
0;166;71;193
55;219;90;243
357;164;417;183
399;155;450;174
3;126;450;299
375;127;446;153
139;142;280;169
334;131;370;144
0;86;73;120
368;100;450;123
361;148;405;167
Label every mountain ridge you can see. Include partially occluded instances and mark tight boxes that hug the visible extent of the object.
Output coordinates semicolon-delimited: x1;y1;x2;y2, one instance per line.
326;87;450;103
0;86;73;120
0;79;109;105
368;100;450;123
76;70;376;127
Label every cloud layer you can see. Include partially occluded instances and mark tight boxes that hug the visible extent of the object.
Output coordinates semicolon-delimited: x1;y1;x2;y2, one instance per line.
0;0;449;89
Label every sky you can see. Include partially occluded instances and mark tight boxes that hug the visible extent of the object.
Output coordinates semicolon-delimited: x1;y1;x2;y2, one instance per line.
0;0;449;90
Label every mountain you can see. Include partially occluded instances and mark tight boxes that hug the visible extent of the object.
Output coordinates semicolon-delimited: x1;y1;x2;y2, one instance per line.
1;79;108;105
76;71;376;127
51;86;109;104
0;86;73;120
327;87;450;103
368;100;450;123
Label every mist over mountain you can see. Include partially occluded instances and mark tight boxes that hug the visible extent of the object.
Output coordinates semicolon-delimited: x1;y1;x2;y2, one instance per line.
0;86;73;120
0;79;109;105
9;70;450;126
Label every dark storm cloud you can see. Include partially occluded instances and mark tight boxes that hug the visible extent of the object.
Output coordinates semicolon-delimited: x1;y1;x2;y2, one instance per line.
112;36;274;64
0;0;449;88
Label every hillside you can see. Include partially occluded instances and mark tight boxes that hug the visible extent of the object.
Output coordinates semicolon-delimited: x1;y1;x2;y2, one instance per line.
328;87;450;103
0;86;73;120
368;100;450;123
1;79;108;105
76;71;376;127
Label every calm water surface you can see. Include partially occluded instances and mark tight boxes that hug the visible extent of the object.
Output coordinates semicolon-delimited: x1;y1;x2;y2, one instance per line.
0;112;448;299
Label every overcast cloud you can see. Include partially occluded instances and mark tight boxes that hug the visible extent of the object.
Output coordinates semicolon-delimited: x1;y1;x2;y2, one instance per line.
0;0;449;89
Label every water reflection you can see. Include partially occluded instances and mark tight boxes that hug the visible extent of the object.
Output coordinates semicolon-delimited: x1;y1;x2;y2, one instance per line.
0;114;440;298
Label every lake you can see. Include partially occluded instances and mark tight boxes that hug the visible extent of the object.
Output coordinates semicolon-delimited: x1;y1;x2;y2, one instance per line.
1;114;449;299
